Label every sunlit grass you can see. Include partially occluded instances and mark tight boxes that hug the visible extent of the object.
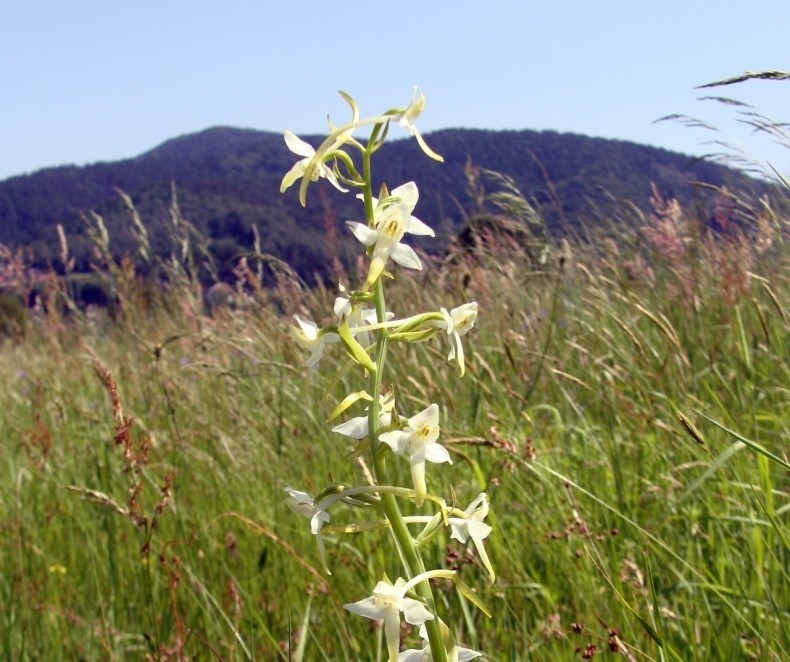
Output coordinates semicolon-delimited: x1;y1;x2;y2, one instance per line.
2;174;787;660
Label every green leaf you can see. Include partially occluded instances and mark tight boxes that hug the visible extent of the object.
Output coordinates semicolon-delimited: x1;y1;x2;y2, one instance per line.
326;390;373;422
337;319;377;374
452;575;491;618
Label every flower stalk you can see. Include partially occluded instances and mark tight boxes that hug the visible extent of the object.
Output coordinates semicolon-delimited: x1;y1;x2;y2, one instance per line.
281;90;489;662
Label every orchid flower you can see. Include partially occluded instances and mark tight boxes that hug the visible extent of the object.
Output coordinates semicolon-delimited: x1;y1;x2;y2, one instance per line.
346;182;435;289
399;623;482;661
333;393;396;439
344;577;435;662
449;493;495;581
281;90;442;205
283;92;362;205
284;487;331;572
396;88;444;163
438;303;478;376
279;131;349;197
291;315;340;369
379;403;451;506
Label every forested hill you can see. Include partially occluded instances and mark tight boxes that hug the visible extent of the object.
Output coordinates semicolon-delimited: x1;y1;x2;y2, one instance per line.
0;126;764;281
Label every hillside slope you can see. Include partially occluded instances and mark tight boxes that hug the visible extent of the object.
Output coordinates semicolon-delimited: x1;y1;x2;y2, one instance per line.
0;126;763;281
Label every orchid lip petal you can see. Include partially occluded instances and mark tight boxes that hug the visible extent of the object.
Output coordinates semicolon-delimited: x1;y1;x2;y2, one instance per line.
383;609;402;661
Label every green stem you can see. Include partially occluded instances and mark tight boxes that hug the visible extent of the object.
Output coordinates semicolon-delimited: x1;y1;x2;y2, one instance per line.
361;135;447;662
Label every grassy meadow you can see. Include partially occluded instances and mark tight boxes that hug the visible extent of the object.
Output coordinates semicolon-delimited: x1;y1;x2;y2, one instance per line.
1;172;788;661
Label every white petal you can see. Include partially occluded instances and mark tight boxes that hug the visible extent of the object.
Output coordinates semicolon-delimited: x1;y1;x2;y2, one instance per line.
401;597;434;625
408;404;439;430
284;131;316;158
304;346;324;370
397;649;426;662
284;488;316;517
447;330;459;361
284;487;313;505
412;126;444;162
322;167;349;193
309;509;331;535
449;519;469;544
379;430;410;455
346;221;378;246
315;531;330;575
423;443;452;465
391;181;419;209
373;579;402;598
467;520;493;541
344;597;387;621
332;416;370;439
452;331;466;376
293;315;318;340
451;303;478;335
280;160;308;193
406;215;435;237
390;243;423;270
383;608;402;662
334;296;351;319
465;493;489;519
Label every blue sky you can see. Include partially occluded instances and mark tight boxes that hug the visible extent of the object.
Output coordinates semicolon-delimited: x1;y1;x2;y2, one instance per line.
1;1;787;180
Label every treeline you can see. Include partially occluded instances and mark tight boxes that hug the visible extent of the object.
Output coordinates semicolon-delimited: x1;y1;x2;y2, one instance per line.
0;126;769;283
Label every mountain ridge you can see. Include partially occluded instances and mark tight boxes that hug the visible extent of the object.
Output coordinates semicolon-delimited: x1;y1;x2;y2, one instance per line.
0;126;765;282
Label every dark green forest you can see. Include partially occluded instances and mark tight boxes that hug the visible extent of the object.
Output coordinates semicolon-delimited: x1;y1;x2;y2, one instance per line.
0;126;767;282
